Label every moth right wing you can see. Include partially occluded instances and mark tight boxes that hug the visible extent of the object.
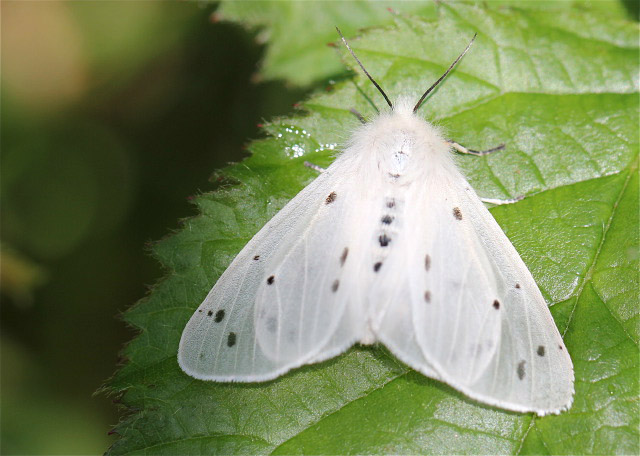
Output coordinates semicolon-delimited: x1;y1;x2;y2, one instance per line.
373;167;573;415
178;157;370;382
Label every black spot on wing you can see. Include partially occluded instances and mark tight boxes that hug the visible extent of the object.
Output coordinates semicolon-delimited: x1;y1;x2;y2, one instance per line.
267;275;275;285
386;199;395;208
227;332;237;347
515;283;521;289
214;310;225;323
325;192;337;204
331;280;340;293
373;262;382;272
424;291;431;303
537;345;545;357
453;207;463;220
493;300;500;310
381;215;393;224
340;247;349;266
424;254;431;271
207;310;213;317
253;255;260;261
517;360;526;380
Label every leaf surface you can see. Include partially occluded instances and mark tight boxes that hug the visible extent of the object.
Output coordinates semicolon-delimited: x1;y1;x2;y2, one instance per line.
216;0;436;86
216;0;636;86
107;4;639;455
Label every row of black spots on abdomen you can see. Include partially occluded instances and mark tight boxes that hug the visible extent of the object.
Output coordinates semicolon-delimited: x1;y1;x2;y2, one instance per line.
372;196;402;273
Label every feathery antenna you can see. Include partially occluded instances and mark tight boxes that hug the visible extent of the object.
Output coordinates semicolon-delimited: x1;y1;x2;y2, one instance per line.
336;27;393;109
413;33;477;113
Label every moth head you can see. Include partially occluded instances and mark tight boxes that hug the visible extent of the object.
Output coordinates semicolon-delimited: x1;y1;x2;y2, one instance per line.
336;27;477;114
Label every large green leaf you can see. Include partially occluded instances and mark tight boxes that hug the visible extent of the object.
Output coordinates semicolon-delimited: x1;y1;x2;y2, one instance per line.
215;0;436;86
216;0;636;86
106;3;639;454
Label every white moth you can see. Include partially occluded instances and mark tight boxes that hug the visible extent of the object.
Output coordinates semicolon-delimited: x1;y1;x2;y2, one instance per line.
178;30;574;416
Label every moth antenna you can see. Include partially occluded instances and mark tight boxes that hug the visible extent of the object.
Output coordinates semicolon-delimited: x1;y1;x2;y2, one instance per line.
336;27;393;109
413;33;477;113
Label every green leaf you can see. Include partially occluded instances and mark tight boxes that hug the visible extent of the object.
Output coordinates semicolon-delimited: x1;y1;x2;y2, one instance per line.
106;3;639;455
216;0;636;87
216;0;439;86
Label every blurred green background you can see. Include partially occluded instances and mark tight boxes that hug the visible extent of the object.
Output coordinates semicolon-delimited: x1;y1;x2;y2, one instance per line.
1;2;307;454
3;1;637;455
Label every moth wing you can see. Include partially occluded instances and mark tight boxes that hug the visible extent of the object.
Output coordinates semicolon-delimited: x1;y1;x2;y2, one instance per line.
178;158;368;381
368;285;442;380
375;167;573;415
363;238;441;380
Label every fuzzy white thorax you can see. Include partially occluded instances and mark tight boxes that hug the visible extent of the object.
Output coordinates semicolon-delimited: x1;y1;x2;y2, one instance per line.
339;96;454;190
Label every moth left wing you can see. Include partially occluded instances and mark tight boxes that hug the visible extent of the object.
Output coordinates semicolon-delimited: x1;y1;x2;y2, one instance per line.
179;157;372;382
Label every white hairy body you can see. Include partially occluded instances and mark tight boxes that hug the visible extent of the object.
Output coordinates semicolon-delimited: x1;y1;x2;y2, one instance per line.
178;97;574;416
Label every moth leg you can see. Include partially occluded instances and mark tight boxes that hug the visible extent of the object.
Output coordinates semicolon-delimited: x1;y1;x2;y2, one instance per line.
304;161;326;173
480;195;524;205
447;140;505;156
349;108;366;124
